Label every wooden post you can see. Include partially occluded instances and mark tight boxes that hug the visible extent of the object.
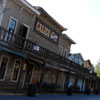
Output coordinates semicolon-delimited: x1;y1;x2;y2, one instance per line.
74;72;78;93
65;61;72;91
54;57;61;92
64;71;71;91
39;49;48;92
81;78;85;92
96;80;99;94
39;62;46;92
54;69;60;92
16;57;25;92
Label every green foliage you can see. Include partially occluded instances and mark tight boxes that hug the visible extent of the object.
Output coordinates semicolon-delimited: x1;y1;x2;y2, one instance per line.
95;61;100;77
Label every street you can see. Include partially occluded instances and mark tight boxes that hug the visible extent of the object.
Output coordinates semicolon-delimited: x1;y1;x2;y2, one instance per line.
0;94;100;100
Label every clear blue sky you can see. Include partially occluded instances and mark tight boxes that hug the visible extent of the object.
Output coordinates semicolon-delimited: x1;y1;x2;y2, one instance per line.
27;0;100;65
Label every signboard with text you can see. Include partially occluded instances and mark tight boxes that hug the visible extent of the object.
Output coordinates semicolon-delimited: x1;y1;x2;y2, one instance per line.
34;17;59;44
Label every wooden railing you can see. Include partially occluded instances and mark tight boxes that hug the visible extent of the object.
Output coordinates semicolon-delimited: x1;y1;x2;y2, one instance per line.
0;26;94;76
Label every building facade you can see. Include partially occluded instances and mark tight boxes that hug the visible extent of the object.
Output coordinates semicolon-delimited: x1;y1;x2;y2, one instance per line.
68;53;84;66
0;0;100;93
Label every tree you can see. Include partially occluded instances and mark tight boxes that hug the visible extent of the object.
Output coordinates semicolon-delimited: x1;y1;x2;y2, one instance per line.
95;61;100;77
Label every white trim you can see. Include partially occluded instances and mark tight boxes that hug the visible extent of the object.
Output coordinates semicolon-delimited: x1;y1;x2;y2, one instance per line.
11;59;21;82
0;55;9;81
7;16;18;34
23;23;30;39
20;0;40;15
20;7;23;14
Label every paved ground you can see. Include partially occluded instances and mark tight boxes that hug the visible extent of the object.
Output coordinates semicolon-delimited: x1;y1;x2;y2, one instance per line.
0;94;100;100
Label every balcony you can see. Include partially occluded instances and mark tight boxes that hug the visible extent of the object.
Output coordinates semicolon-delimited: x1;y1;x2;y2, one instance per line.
0;26;96;77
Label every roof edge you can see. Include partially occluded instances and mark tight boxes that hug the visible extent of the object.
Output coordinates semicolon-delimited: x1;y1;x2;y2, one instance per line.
34;6;67;31
20;0;41;15
62;34;76;44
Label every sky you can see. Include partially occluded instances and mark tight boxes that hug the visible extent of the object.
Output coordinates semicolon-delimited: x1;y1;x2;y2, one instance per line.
27;0;100;66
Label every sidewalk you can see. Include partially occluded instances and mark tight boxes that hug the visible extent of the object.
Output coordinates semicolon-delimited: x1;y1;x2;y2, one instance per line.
0;94;100;100
0;88;26;96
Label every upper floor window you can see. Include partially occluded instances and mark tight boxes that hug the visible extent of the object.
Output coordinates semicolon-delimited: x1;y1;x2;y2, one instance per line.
63;49;68;58
0;56;9;80
11;60;21;82
8;17;17;34
58;46;63;56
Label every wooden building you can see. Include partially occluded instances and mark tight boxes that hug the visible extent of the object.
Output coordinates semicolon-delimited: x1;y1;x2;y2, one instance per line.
0;0;100;93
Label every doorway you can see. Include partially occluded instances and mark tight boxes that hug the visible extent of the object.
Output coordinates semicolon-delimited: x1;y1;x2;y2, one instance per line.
20;24;29;38
23;63;34;89
18;24;29;48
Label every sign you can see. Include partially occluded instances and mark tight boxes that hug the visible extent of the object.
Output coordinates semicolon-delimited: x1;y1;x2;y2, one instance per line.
34;17;59;44
33;45;40;51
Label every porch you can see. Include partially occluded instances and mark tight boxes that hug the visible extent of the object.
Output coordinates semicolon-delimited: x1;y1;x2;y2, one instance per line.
0;26;99;93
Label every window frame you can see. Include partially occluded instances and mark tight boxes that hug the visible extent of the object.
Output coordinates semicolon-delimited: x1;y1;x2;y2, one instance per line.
63;49;68;58
0;55;9;81
23;23;30;39
58;45;63;56
11;59;21;82
7;16;18;34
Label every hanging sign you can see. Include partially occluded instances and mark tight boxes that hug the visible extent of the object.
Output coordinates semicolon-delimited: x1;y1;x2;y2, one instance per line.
34;17;59;44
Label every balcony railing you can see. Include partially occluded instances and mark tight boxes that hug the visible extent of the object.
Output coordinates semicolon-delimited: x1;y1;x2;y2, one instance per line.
0;26;94;76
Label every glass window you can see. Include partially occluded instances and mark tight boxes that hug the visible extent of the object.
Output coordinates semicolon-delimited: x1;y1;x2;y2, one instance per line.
0;57;8;80
8;18;17;33
12;60;21;81
63;49;68;58
58;46;63;56
7;18;17;41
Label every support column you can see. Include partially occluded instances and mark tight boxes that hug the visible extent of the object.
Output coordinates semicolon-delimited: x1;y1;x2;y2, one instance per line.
54;57;61;92
81;78;85;92
73;72;78;93
95;80;99;94
64;71;71;91
55;69;60;92
65;61;72;91
39;62;46;91
16;57;25;92
39;49;48;92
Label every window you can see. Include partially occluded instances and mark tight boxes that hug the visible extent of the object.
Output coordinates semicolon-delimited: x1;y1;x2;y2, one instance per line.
58;46;63;56
11;60;21;82
0;56;8;80
63;49;68;58
7;17;17;41
8;18;17;34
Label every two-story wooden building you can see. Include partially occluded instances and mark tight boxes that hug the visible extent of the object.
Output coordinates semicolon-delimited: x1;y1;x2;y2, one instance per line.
0;0;100;93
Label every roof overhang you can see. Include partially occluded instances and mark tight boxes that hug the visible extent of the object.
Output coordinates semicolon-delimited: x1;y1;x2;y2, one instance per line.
84;60;92;66
14;0;41;15
34;6;67;32
14;1;67;32
62;34;76;44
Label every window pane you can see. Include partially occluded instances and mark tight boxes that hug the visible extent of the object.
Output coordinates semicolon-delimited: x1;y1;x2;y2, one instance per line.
0;57;8;79
8;18;16;33
12;61;20;81
59;46;63;56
